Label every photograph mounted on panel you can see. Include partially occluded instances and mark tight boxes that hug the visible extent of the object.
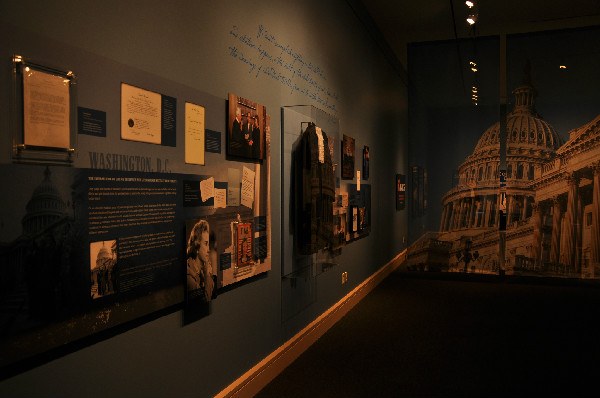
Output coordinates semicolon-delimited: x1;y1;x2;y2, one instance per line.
342;134;355;179
186;218;217;304
363;145;370;180
350;206;358;233
12;55;76;165
227;93;266;160
332;211;346;249
347;184;371;240
90;240;118;299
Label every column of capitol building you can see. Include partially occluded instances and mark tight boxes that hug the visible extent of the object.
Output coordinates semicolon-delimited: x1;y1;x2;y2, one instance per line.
408;71;600;278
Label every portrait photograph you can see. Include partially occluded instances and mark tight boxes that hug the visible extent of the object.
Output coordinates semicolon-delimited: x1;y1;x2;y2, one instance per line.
363;145;370;180
342;134;355;179
332;211;346;249
227;93;266;160
185;218;218;304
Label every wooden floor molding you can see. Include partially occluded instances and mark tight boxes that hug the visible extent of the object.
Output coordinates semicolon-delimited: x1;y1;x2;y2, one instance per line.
214;250;407;398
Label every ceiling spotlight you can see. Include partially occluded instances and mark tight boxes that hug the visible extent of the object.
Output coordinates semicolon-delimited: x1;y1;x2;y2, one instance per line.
467;15;476;25
466;1;474;8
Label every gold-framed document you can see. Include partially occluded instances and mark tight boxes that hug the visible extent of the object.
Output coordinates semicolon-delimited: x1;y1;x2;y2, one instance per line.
120;83;162;144
23;68;71;148
12;55;76;165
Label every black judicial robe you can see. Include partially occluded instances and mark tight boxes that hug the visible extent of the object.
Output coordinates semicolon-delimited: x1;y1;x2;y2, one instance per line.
294;123;335;255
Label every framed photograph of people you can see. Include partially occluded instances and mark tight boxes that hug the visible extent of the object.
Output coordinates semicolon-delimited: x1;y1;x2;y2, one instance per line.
227;93;266;160
342;134;355;179
363;145;369;180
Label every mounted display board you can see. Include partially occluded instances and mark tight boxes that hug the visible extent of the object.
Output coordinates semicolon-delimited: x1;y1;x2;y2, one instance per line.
1;44;271;377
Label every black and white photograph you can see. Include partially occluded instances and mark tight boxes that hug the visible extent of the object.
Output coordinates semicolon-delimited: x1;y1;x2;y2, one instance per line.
185;218;218;304
90;240;118;298
332;212;346;249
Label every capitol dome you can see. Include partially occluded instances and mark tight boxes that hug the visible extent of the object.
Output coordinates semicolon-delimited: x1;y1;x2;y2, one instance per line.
22;167;68;235
468;83;563;159
457;70;564;187
97;245;111;261
439;67;565;236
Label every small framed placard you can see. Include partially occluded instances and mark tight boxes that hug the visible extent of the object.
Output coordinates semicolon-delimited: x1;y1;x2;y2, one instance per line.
396;174;406;211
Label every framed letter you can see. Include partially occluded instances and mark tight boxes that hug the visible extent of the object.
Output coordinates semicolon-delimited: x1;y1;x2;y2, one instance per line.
12;56;76;165
185;102;205;165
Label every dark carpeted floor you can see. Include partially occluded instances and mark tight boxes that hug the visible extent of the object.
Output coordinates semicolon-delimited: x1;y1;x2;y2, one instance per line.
255;271;600;397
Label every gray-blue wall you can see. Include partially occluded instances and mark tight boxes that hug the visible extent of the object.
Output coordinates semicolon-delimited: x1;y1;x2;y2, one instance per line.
0;1;408;396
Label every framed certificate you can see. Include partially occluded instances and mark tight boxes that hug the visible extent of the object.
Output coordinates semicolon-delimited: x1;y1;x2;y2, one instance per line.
121;83;162;144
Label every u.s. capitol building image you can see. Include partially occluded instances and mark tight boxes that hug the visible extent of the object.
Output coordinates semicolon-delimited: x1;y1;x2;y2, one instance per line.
407;71;600;278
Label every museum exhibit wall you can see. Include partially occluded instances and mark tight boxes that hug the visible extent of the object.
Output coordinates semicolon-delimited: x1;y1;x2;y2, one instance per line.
0;1;408;397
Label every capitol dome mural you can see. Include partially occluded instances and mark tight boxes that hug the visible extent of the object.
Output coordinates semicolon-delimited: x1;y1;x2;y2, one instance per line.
408;74;600;279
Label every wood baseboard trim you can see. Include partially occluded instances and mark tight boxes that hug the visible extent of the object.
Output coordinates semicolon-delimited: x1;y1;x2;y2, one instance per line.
215;250;406;398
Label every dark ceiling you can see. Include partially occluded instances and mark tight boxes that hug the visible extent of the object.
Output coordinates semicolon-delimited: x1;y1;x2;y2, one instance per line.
359;0;600;68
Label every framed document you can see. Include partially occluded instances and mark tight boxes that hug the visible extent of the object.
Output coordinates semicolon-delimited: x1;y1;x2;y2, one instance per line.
121;83;162;144
235;222;253;267
185;102;206;165
23;68;71;148
12;55;76;165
